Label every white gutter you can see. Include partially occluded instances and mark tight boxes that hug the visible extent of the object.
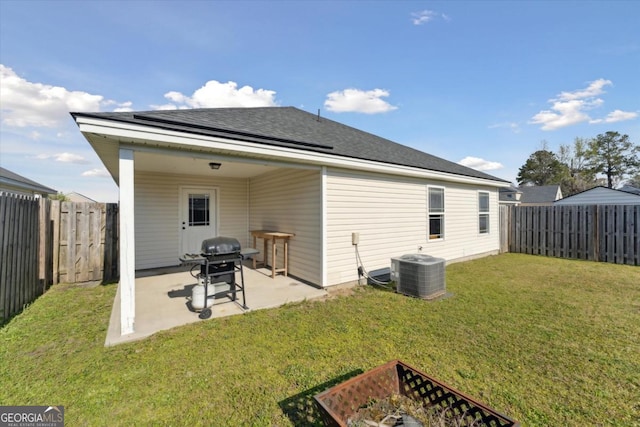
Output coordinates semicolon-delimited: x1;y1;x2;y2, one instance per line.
76;116;511;188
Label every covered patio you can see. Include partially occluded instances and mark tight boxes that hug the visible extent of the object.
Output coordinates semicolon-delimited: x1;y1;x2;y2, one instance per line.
105;262;328;346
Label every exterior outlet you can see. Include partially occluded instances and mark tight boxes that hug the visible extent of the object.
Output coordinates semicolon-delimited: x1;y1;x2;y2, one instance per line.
352;232;359;245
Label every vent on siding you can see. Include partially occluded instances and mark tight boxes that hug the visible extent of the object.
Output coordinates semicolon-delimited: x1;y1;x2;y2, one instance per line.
390;254;446;299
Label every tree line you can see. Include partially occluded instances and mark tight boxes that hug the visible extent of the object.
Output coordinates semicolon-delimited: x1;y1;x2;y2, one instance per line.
516;131;639;196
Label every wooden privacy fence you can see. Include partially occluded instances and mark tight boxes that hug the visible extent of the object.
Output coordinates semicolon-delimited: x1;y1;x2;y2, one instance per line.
506;204;639;265
0;193;48;323
52;201;118;284
1;194;118;323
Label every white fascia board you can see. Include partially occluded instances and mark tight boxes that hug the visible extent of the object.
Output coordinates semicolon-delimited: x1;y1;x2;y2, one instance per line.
76;116;511;188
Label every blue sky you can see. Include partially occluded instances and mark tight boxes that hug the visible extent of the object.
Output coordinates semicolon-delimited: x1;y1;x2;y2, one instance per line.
1;0;638;202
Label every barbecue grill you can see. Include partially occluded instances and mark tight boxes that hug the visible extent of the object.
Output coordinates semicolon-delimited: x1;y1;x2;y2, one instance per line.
180;236;250;319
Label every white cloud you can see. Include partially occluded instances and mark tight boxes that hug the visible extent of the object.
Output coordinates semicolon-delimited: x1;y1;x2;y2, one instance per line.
458;156;504;171
590;109;639;124
82;168;111;177
411;10;450;25
113;101;134;112
488;122;521;133
557;79;611;101
0;64;133;128
149;103;179;111
324;88;398;114
529;78;636;131
157;80;278;109
35;152;90;164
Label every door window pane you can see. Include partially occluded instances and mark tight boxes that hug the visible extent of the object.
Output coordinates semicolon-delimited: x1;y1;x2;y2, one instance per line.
189;194;210;226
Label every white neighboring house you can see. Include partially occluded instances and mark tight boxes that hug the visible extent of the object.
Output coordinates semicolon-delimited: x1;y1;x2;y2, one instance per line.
554;186;640;205
71;106;511;336
0;167;56;198
66;192;97;203
499;186;522;205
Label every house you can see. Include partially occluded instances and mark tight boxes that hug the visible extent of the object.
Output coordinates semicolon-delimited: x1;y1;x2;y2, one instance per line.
71;106;510;336
619;184;640;196
0;166;57;198
66;191;97;203
499;186;522;205
517;185;562;206
554;186;640;205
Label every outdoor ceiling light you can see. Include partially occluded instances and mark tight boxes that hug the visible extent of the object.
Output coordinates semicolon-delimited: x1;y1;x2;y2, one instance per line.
209;162;221;170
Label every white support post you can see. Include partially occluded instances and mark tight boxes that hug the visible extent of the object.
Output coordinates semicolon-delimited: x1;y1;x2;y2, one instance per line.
119;148;136;335
321;166;327;288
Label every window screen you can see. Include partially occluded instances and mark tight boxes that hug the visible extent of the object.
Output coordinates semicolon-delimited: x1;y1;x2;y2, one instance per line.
428;187;444;239
479;192;489;234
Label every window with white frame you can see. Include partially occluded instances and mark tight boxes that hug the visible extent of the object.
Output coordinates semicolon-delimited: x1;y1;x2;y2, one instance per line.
428;187;444;240
478;191;490;234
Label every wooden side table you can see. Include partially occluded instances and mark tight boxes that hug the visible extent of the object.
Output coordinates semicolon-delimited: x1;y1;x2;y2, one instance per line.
250;230;295;278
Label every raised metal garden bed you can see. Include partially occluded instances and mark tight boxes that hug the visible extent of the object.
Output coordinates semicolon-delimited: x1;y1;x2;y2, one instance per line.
314;360;519;427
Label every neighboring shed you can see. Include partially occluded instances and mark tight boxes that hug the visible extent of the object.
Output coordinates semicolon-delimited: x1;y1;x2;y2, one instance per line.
518;185;562;206
554;186;640;205
71;106;511;337
0;166;57;198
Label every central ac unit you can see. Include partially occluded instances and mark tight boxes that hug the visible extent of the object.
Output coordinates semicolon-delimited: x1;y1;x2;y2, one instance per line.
390;254;446;299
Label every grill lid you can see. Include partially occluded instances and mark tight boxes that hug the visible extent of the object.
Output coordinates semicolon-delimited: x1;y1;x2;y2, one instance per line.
201;236;241;256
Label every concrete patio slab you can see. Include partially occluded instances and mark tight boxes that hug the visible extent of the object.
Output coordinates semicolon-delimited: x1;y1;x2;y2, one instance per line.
105;262;327;346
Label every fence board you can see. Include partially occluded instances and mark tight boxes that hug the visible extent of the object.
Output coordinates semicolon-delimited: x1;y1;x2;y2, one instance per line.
103;203;119;282
51;201;61;284
55;202;117;284
504;204;639;266
0;194;10;321
39;199;53;291
499;205;509;253
0;193;40;323
2;196;119;323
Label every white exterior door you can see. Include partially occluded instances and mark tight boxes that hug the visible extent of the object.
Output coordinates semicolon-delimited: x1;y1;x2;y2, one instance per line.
180;187;218;255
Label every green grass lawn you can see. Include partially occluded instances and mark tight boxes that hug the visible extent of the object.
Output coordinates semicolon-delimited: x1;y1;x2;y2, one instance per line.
1;254;639;426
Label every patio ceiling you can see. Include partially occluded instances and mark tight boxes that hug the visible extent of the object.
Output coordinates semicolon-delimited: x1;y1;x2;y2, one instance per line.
134;150;281;178
82;131;298;183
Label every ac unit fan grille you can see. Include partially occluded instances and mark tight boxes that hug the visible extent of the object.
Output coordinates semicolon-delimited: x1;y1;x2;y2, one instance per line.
391;254;446;299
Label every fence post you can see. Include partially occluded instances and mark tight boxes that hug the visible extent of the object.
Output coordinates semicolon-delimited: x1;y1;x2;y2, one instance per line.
51;200;61;285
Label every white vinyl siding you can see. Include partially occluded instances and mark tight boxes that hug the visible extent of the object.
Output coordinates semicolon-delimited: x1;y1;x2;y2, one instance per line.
249;168;322;286
325;168;500;286
135;171;249;270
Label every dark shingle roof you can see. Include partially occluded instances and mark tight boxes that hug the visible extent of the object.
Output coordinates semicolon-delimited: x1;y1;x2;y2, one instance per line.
620;185;640;195
72;106;507;182
0;167;57;194
518;185;561;203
